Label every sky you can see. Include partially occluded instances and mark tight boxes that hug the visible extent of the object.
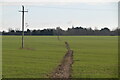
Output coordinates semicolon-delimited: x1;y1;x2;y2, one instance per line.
0;0;119;31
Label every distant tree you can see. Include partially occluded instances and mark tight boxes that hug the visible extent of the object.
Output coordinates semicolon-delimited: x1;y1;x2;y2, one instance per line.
100;27;110;35
101;27;110;31
10;30;15;32
8;28;15;35
86;27;94;35
26;29;31;35
27;29;30;32
8;28;13;32
32;30;37;35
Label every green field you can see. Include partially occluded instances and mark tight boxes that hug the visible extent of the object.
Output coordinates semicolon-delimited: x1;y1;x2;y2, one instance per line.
2;36;118;78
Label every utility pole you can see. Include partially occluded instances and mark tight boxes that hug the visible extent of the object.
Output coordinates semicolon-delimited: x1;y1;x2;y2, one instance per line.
19;5;28;48
56;27;60;40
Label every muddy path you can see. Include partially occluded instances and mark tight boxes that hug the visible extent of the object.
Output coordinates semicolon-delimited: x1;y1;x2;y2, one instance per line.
49;42;74;78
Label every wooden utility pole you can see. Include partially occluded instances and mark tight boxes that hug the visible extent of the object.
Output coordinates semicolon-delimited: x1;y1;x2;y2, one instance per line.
56;27;60;40
19;5;28;48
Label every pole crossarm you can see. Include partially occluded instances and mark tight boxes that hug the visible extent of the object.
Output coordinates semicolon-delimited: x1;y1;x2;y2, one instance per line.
19;11;28;12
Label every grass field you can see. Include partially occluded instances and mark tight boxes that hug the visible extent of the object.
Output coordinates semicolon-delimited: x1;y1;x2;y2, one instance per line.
2;36;118;78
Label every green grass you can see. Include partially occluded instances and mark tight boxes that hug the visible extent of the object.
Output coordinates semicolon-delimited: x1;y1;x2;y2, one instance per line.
2;36;118;78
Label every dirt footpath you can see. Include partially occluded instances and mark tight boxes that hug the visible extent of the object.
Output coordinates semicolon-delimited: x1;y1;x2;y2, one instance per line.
50;42;74;78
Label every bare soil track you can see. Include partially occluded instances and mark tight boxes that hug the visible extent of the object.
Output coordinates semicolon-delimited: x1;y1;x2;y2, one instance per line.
50;42;74;79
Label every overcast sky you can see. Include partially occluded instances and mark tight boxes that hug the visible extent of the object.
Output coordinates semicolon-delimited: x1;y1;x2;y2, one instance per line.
0;0;119;31
1;0;119;2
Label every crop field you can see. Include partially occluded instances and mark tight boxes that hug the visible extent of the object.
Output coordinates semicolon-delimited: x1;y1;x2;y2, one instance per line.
2;36;118;78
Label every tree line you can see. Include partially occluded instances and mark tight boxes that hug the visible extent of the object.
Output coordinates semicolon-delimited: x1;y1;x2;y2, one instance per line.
1;26;120;36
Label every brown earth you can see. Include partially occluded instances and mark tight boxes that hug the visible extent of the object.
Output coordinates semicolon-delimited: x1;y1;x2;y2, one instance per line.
49;42;74;79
